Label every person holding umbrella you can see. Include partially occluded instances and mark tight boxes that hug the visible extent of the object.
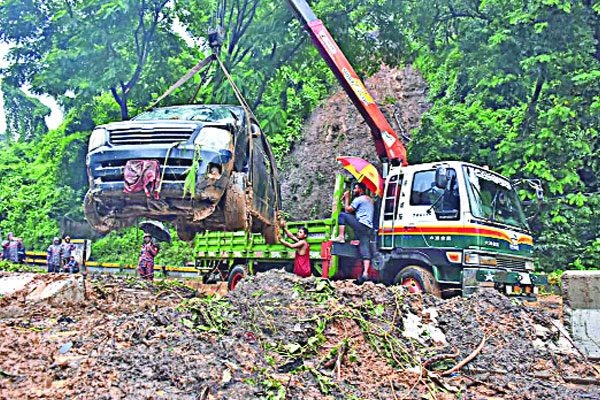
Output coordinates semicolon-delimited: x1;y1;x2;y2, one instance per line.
138;233;159;280
331;182;374;284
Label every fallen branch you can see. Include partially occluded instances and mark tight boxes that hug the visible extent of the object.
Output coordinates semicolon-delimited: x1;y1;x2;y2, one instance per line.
440;333;487;376
423;344;460;370
386;375;399;400
154;289;184;302
399;364;423;400
545;317;600;377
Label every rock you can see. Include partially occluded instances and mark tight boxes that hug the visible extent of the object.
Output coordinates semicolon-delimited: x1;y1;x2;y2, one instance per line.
27;276;85;306
533;323;550;338
0;273;36;296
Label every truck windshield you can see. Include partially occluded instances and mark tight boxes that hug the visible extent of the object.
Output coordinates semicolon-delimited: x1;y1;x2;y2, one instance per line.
133;106;237;122
463;166;528;230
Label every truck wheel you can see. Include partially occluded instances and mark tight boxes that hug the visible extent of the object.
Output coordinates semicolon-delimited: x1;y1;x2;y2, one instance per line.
394;266;441;297
227;265;246;291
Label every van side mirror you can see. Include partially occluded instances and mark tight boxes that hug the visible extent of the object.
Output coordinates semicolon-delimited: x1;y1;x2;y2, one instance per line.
435;167;449;189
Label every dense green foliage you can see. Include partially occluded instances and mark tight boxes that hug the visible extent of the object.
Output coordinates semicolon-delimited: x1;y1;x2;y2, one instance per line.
1;0;599;271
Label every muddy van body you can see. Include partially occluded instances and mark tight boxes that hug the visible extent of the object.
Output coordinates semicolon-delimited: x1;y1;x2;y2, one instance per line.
84;104;280;242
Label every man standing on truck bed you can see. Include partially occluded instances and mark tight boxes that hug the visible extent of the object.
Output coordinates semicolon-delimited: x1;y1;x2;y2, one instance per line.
279;221;311;278
332;182;374;283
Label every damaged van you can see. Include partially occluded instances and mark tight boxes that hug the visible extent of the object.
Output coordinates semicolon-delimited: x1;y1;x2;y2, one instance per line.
84;104;280;242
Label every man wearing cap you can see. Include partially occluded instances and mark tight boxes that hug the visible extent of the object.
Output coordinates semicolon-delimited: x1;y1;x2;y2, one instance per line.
61;236;75;268
138;233;159;280
47;237;63;273
1;232;24;264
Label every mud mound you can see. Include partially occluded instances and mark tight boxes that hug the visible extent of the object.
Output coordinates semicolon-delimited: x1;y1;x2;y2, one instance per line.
279;65;430;220
1;271;599;399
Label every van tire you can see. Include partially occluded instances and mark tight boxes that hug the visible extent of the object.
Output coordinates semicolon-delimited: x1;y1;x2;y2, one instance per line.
227;265;246;291
394;266;441;297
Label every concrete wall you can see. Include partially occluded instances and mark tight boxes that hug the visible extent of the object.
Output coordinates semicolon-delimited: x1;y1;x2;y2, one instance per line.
562;270;600;359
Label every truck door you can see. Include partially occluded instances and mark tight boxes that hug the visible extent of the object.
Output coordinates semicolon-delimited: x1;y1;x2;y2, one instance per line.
380;172;404;249
406;168;460;248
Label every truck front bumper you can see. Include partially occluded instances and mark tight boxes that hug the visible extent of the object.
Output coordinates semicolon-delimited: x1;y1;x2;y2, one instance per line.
462;267;548;297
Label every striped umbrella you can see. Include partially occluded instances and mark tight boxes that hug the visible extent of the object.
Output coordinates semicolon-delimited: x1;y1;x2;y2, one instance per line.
336;156;384;197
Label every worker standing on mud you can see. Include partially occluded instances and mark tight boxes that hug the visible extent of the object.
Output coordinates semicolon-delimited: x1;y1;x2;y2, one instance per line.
279;221;311;278
138;233;159;280
61;235;75;268
47;237;63;273
1;232;24;264
331;182;374;284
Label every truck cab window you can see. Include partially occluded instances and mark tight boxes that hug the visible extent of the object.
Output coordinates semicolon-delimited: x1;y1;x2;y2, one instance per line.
411;169;460;220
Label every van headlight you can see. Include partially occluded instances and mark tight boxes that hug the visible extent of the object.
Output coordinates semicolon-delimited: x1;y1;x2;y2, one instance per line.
194;127;232;149
88;128;107;152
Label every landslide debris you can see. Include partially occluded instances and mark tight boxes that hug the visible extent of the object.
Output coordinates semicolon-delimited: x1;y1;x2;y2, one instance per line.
1;270;599;399
279;65;430;220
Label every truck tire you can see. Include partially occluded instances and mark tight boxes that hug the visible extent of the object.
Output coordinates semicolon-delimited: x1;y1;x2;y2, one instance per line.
227;265;246;291
394;266;441;297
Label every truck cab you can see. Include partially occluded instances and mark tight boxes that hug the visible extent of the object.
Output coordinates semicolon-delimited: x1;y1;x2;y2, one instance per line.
339;161;543;296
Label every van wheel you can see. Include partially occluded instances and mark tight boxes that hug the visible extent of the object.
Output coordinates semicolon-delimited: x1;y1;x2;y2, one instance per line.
394;266;441;297
175;224;196;242
262;224;277;245
227;265;246;291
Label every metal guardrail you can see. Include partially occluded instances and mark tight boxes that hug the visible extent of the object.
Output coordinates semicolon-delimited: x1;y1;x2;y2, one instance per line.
24;251;197;273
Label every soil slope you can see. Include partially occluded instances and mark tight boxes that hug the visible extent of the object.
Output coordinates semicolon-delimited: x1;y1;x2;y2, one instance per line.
279;65;430;220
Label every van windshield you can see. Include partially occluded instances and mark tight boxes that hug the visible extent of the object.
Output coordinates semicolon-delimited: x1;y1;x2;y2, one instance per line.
133;106;237;123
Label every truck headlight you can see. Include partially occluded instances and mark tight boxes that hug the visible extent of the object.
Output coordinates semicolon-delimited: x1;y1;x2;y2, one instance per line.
194;127;232;149
525;261;534;271
88;128;107;152
464;252;480;265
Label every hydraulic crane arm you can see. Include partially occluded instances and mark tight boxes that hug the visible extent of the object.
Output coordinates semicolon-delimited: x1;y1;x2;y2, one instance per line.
286;0;408;166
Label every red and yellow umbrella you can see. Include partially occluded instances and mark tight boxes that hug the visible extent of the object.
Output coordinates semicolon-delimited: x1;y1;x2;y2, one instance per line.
336;156;384;197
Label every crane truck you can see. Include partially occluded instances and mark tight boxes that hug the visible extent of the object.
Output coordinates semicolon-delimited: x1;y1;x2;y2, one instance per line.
191;0;547;297
84;0;547;297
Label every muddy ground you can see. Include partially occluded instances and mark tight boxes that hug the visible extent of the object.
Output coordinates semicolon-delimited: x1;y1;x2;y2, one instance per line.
279;65;430;220
0;270;599;399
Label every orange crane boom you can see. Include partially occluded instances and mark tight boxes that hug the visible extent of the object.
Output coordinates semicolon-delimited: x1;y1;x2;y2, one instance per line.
286;0;408;166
